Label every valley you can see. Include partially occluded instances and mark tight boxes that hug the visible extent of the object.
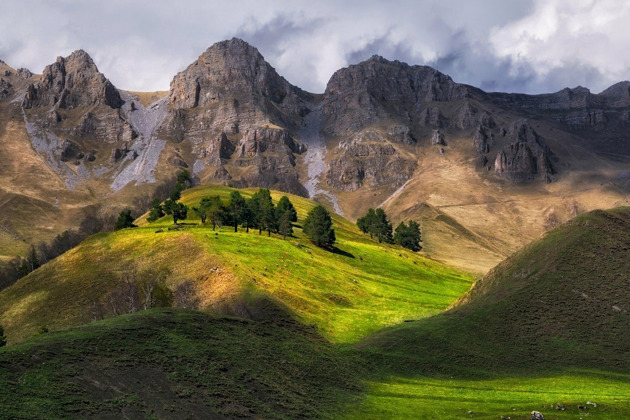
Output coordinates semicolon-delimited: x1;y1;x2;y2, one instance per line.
1;186;629;419
1;37;630;419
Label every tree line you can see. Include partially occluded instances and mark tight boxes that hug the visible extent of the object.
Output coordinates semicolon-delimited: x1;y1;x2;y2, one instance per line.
144;184;336;248
357;208;422;252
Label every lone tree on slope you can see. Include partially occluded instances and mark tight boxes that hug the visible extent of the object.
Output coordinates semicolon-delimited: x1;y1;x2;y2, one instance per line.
303;205;336;248
393;220;422;252
172;202;188;224
115;209;137;230
147;199;165;222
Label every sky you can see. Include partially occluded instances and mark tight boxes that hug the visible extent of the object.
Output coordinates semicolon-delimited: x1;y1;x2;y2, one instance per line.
1;0;629;94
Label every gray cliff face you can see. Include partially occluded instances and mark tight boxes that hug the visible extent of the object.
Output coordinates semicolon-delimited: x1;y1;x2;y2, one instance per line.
326;129;417;192
167;38;310;132
322;55;470;138
5;39;630;200
494;119;555;183
160;38;311;195
320;56;472;193
23;50;121;110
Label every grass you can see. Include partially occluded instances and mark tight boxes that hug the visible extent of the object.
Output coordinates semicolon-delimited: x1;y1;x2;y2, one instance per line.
2;187;630;419
0;309;362;419
339;206;630;419
344;372;630;419
0;185;473;345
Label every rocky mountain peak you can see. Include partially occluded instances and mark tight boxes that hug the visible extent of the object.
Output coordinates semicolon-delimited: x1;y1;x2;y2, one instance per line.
23;49;121;109
322;57;469;137
598;81;630;107
168;38;304;112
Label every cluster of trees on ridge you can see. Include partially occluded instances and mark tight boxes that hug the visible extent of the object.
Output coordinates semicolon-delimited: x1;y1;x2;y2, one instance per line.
123;177;337;248
357;208;422;252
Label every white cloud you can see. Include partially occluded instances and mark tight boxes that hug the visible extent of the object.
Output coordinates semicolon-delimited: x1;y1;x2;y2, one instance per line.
490;0;630;92
0;0;627;94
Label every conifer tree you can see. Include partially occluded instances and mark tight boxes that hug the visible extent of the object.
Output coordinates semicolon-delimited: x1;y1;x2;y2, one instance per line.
147;199;165;222
115;209;137;230
303;205;336;248
228;191;247;232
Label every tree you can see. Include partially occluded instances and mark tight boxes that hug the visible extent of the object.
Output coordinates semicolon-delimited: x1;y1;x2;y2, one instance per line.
169;184;183;202
275;196;298;223
0;325;6;347
172;202;188;224
356;208;392;243
373;208;393;243
394;220;422;252
242;197;257;233
303;205;336;248
163;198;175;215
252;189;275;236
176;169;191;187
193;196;224;229
357;208;376;237
278;211;294;239
147;199;164;222
205;196;225;230
227;191;247;232
115;209;137;230
27;245;40;273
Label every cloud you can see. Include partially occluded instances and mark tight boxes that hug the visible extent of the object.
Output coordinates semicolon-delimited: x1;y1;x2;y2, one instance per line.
490;0;630;93
0;0;627;94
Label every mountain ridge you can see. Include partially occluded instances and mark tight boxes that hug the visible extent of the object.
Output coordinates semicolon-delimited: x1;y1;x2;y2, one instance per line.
1;38;629;273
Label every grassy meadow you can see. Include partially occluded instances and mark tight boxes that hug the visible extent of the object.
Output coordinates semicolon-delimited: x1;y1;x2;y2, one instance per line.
1;186;630;419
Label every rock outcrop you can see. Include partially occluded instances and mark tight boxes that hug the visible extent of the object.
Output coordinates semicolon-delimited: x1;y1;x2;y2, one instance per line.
322;55;470;138
166;38;310;132
431;129;445;145
494;119;555;183
0;78;12;99
326;129;416;191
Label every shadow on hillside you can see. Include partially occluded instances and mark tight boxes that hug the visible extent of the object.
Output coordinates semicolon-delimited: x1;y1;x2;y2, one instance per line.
331;246;354;258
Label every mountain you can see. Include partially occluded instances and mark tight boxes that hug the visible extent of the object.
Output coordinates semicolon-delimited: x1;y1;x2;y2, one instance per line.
1;39;629;273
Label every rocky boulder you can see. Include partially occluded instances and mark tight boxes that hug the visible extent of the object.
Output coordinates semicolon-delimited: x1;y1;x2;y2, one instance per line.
60;140;82;162
431;129;445;145
0;78;12;99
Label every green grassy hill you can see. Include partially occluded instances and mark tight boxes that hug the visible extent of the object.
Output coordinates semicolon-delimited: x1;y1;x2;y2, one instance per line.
0;309;361;419
2;189;630;419
350;207;630;418
0;185;472;345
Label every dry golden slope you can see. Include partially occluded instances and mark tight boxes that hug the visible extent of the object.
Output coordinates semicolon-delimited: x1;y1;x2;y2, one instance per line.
327;130;629;274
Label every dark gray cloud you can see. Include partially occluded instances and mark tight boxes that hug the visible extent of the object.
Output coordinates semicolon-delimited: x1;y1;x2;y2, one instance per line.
0;0;627;94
